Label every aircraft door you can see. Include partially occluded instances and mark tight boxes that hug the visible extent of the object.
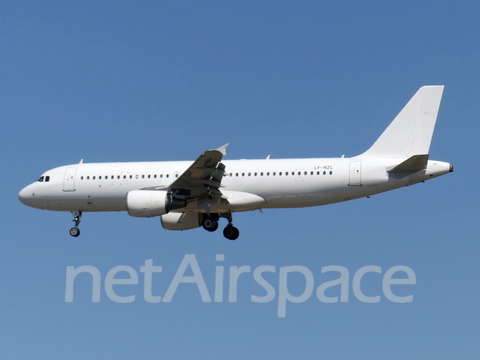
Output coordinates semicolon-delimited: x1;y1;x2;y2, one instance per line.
63;167;77;192
349;161;362;186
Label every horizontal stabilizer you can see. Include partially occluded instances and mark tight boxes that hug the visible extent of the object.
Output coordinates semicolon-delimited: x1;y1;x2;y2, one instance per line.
387;154;429;173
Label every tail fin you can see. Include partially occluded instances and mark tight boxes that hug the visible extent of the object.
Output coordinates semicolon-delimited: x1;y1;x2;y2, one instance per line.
359;86;444;158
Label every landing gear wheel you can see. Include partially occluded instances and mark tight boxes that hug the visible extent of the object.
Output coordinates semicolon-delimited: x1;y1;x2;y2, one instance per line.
69;227;80;237
223;225;240;240
202;218;219;232
70;211;82;237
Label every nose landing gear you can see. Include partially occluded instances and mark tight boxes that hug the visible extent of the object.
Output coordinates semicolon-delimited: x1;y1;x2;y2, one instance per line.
69;211;82;237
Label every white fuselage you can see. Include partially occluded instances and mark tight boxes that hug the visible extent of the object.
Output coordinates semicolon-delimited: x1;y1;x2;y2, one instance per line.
18;157;452;213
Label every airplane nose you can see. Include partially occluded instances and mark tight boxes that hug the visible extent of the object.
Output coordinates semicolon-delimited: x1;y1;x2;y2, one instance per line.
18;185;33;206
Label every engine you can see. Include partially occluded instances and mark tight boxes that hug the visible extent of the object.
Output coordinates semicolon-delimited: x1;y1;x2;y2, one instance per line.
161;212;202;230
127;190;186;218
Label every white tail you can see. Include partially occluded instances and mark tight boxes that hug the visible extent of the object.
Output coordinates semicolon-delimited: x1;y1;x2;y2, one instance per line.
359;86;444;158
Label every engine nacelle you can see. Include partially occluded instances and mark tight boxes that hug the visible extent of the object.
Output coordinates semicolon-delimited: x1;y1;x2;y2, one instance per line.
161;212;202;230
127;190;186;218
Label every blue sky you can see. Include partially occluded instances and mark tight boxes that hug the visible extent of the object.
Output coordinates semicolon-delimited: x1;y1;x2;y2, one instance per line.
2;1;479;359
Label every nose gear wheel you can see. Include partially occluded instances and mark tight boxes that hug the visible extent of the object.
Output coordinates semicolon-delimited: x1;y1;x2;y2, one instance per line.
70;211;82;237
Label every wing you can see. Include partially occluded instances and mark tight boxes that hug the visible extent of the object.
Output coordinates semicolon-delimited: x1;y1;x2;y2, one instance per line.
145;143;229;214
170;143;228;194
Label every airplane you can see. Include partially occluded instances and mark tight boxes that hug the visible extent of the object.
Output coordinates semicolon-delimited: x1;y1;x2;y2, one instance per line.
18;86;453;240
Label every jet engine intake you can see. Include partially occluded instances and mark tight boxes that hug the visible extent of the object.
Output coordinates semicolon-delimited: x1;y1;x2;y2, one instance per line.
127;190;186;217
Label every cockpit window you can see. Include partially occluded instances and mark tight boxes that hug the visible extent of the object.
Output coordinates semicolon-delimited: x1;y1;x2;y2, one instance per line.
36;176;50;182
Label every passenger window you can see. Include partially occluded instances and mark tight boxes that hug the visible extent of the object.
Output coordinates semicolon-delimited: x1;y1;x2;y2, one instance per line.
166;174;169;178
329;171;333;175
154;175;157;178
323;171;326;175
81;176;84;180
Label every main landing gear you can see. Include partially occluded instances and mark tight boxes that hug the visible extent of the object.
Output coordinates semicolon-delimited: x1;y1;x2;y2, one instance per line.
202;214;219;232
69;211;82;237
202;213;240;240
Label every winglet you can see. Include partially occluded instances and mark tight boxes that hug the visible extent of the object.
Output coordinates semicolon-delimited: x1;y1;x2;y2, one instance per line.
215;143;229;156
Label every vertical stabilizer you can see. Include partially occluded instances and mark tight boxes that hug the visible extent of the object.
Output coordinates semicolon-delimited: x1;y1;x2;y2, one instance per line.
359;86;444;158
